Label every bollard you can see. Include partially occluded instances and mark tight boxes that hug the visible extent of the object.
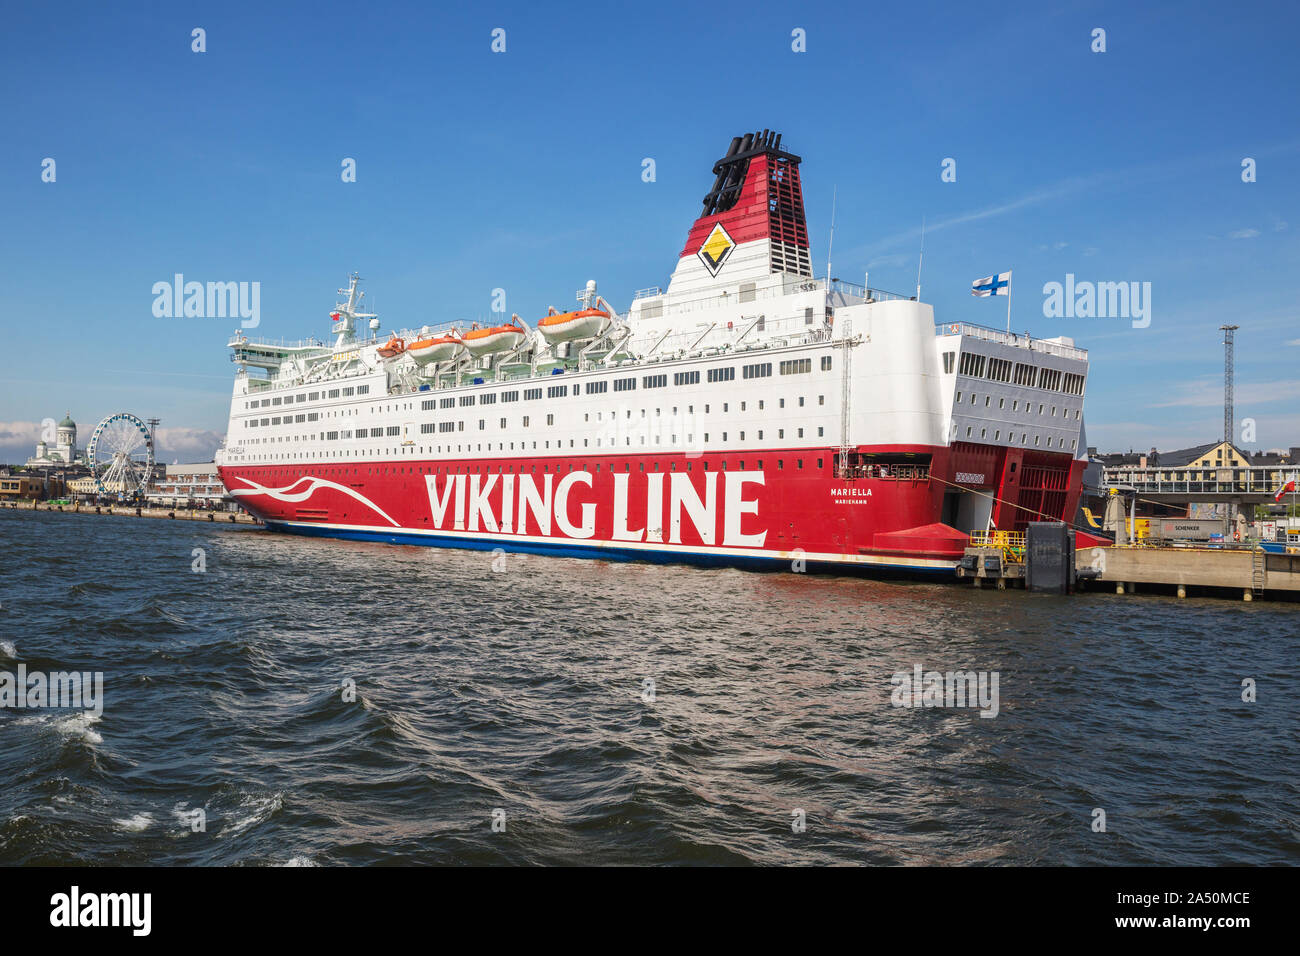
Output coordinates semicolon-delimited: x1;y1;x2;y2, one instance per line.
1116;582;1125;595
1177;585;1186;599
1243;590;1253;602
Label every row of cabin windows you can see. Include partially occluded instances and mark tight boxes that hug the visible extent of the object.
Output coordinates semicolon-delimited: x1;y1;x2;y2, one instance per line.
246;384;370;409
962;423;1078;451
957;392;1082;421
952;352;1085;396
396;359;839;411
250;395;830;432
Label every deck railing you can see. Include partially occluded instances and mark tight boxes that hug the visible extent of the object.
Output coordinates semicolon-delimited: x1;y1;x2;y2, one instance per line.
936;323;1088;361
968;529;1027;563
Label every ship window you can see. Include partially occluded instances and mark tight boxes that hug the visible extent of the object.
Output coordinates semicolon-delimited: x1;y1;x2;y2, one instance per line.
821;356;832;371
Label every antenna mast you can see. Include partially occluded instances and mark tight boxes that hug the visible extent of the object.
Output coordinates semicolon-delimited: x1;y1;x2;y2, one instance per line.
1220;324;1238;445
826;186;837;291
916;216;926;300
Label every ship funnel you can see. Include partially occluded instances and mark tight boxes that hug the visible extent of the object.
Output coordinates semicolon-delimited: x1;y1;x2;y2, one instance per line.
674;129;810;283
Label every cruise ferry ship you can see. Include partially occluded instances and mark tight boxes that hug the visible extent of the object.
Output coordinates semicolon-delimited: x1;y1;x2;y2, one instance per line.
216;130;1091;574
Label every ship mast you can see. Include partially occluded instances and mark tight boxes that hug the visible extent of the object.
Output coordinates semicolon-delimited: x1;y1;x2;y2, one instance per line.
331;273;379;348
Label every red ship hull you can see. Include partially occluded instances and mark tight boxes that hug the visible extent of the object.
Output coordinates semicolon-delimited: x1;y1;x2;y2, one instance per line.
219;443;1085;575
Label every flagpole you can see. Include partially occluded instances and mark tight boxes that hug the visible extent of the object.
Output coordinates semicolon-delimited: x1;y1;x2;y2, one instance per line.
1006;270;1013;333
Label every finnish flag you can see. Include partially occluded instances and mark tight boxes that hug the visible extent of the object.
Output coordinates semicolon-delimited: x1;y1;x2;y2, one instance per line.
971;271;1011;297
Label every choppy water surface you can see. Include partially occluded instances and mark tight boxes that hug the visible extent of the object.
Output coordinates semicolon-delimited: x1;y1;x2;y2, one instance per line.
1;508;1296;865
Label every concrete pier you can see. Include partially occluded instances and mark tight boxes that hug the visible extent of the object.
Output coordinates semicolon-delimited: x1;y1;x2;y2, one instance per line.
2;499;259;525
1077;545;1300;600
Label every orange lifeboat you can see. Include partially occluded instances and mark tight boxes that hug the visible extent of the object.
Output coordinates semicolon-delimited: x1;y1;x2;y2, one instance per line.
376;334;406;359
406;331;463;366
462;321;527;357
536;307;610;343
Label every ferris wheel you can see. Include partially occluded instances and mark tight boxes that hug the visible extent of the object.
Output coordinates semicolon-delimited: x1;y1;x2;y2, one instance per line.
86;413;155;499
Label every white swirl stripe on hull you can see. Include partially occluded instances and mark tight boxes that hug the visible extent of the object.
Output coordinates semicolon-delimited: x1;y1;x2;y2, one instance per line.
228;475;401;527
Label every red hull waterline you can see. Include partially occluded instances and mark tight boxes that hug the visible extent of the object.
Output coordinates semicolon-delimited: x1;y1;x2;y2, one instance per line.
219;443;1087;577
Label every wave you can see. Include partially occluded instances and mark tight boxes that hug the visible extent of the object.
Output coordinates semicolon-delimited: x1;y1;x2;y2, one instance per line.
12;711;102;745
113;812;154;832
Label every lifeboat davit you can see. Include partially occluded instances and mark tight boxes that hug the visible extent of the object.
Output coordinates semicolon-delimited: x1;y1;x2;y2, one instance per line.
462;321;527;357
376;334;406;359
536;307;610;343
406;331;464;366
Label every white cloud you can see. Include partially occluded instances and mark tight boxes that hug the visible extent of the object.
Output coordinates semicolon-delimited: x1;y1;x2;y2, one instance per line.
1228;228;1261;239
154;427;223;462
1150;378;1300;408
0;420;42;443
0;422;223;466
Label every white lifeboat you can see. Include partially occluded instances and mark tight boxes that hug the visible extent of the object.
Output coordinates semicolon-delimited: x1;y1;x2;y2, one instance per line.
536;307;610;343
406;331;464;365
462;321;527;356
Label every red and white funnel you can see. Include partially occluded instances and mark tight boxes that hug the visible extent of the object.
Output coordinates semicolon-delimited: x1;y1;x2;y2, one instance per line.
666;130;811;295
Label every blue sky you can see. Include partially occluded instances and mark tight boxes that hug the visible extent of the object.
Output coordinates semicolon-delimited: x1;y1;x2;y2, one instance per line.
2;0;1297;463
